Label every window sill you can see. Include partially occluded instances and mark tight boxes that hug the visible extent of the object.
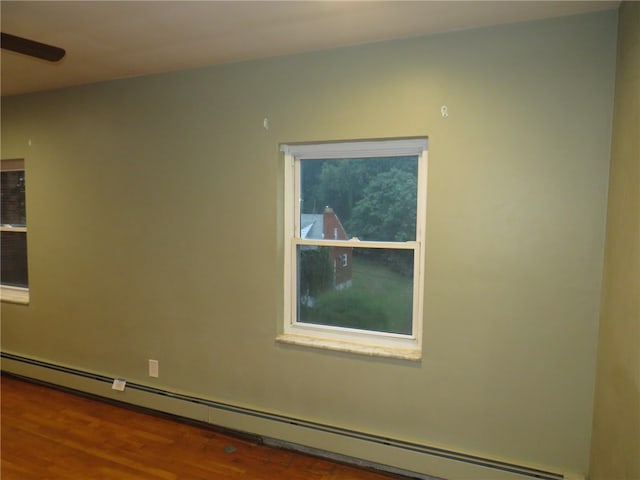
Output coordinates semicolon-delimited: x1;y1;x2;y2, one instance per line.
276;334;421;361
1;286;29;304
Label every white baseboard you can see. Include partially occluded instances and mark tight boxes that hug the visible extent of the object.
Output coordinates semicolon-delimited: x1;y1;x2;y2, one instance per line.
1;351;579;480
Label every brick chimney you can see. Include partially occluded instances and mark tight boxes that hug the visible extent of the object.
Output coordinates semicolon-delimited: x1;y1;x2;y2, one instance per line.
323;206;347;240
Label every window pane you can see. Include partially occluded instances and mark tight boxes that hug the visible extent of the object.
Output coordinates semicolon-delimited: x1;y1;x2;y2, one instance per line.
297;246;414;335
1;170;27;226
300;156;418;242
1;231;28;287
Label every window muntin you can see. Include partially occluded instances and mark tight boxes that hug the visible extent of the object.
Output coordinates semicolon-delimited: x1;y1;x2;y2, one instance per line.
1;159;29;303
281;139;427;359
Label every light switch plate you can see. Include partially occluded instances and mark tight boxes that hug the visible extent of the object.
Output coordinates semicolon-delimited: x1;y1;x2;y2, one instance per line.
148;359;159;378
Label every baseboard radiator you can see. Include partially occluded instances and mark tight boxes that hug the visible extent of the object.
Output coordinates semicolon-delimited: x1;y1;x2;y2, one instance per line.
1;352;571;480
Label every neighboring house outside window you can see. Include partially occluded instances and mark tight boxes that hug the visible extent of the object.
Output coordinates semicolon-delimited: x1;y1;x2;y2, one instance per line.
300;207;353;297
1;159;29;304
279;138;428;360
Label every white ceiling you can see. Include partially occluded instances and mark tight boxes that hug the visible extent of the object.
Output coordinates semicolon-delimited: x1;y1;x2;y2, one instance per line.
1;1;618;97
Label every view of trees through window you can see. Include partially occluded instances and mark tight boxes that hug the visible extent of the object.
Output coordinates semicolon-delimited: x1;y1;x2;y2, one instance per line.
297;156;418;335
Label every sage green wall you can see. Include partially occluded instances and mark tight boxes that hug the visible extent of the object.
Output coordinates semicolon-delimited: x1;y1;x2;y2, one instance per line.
1;11;617;476
589;3;640;479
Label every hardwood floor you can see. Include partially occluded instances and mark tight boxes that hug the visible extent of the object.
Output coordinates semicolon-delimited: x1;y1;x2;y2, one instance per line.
1;374;406;480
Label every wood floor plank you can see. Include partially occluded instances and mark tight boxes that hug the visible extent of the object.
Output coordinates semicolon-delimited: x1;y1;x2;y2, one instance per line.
1;375;406;480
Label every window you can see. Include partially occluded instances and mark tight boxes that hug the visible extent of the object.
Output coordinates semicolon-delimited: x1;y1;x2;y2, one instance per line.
1;159;29;304
279;139;427;360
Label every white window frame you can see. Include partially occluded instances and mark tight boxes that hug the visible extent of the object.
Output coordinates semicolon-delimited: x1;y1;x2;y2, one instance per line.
1;159;30;305
278;138;428;360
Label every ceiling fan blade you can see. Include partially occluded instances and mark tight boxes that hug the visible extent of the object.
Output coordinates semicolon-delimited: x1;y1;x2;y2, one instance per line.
1;32;65;62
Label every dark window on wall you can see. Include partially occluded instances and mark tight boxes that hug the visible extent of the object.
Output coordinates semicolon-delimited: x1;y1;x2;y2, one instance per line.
1;159;29;289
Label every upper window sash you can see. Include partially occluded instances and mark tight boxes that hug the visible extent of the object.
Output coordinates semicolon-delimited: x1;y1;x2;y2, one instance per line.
1;158;27;227
284;138;428;246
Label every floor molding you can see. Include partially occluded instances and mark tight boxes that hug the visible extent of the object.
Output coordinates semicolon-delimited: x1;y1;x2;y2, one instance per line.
1;351;576;480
